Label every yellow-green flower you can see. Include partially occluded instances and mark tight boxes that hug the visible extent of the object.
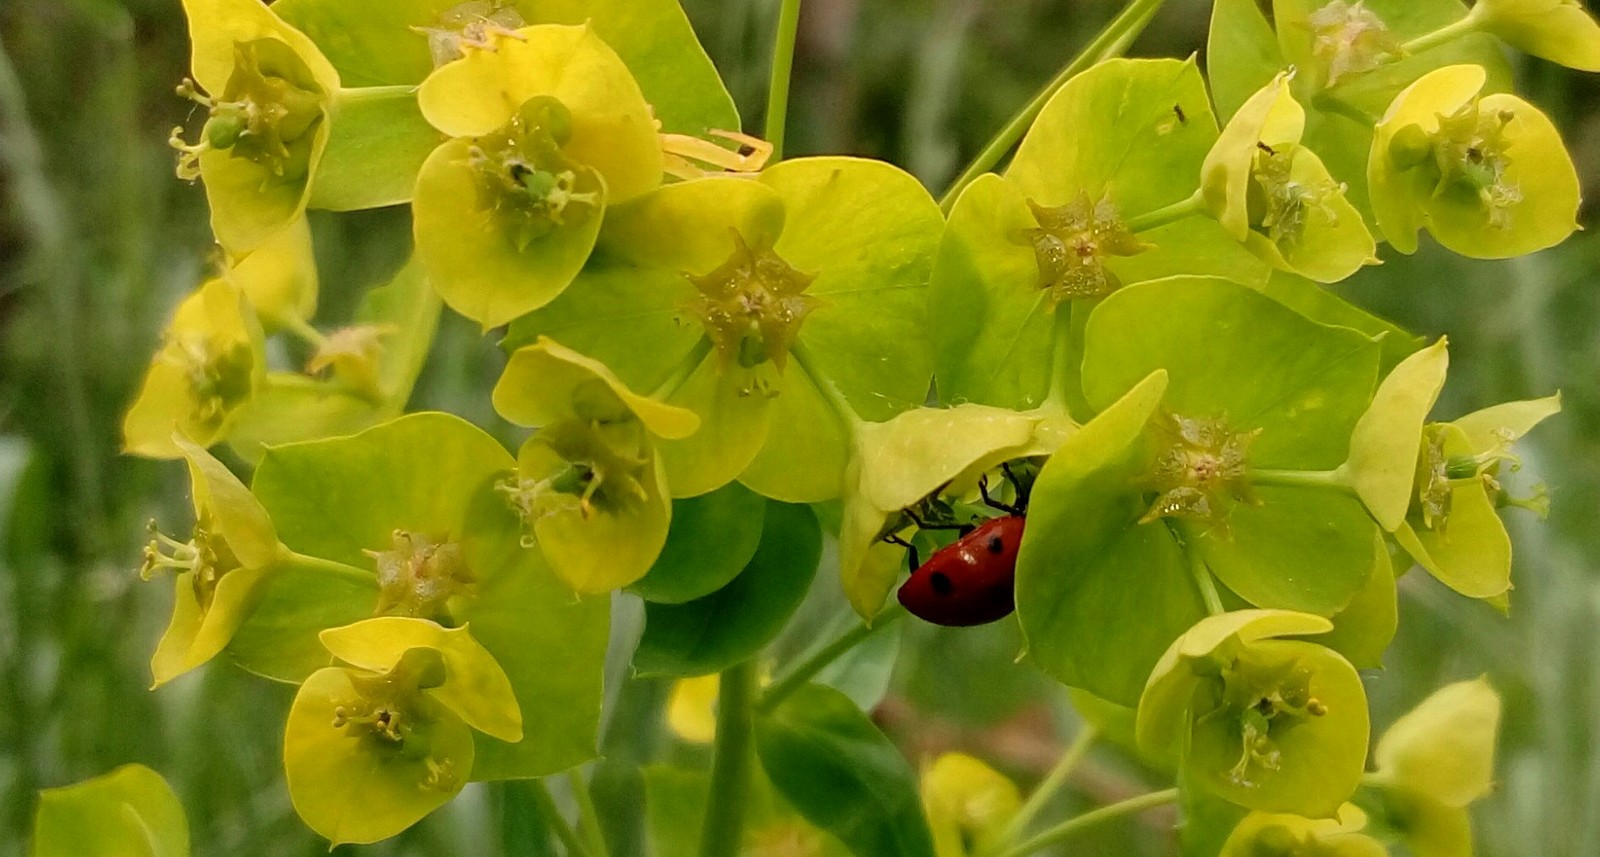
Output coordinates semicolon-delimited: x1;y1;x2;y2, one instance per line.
284;617;522;845
225;217;318;333
169;0;340;254
1474;0;1600;72
920;753;1021;857
413;24;662;328
1220;804;1386;857
31;765;189;857
1201;74;1376;283
1369;64;1580;258
492;337;699;593
122;279;266;459
141;436;281;687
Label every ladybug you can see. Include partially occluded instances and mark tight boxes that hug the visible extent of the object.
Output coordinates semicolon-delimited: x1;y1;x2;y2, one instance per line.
889;465;1028;627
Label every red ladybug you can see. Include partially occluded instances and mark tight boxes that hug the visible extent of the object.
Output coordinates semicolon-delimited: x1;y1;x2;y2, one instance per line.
890;466;1028;627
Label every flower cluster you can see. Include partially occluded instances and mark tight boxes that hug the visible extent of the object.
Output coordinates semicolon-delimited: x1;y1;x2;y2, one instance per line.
113;0;1589;849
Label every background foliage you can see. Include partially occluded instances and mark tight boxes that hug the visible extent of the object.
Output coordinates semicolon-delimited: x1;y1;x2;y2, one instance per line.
2;0;1598;854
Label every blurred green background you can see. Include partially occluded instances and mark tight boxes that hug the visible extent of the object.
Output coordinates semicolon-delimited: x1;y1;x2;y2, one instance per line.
2;0;1598;854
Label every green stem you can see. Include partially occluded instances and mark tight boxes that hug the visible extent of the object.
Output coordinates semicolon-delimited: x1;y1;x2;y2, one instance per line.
1400;8;1484;56
791;340;867;431
699;661;759;857
528;779;591;857
334;84;417;106
938;0;1168;212
991;788;1180;857
278;548;376;587
764;0;805;161
279;313;327;349
1190;552;1225;616
990;726;1099;852
1042;299;1077;411
1251;465;1355;493
1125;188;1207;233
651;336;713;401
758;604;907;714
568;769;610;857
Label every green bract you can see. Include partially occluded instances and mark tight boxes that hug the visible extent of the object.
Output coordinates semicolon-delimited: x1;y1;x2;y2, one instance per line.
251;411;609;778
413;24;662;328
1201;74;1376;283
1345;338;1450;530
284;617;519;845
1370;64;1581;258
171;0;340;254
31;765;189;857
227;217;318;332
143;436;281;687
1475;0;1600;72
1016;277;1384;705
1219;804;1385;857
1394;393;1560;600
920;753;1021;857
839;403;1069;619
507;156;942;502
931;58;1266;413
122;279;266;460
493;337;698;593
1137;611;1370;818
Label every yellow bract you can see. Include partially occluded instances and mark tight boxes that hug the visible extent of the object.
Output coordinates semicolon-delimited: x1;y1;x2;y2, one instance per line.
920;753;1021;857
1477;0;1600;72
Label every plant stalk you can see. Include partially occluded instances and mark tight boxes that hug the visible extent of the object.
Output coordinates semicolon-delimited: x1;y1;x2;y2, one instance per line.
991;788;1180;857
527;779;591;857
764;0;805;161
989;726;1099;851
1125;188;1207;233
698;661;759;857
758;603;907;714
568;769;610;857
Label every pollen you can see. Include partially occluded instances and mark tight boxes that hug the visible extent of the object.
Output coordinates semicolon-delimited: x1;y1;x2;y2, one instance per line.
168;40;325;182
498;417;653;547
467;96;603;251
1432;103;1522;229
140;514;238;611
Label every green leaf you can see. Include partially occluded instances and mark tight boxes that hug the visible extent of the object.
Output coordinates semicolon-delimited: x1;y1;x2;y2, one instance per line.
633;502;820;677
1314;532;1400;670
226;559;376;682
313;87;442;211
756;683;937;857
1252;272;1424;373
1082;276;1380;470
630;482;768;604
1016;371;1210;705
1347;338;1450;531
32;765;189;857
274;0;738;132
1207;0;1286;120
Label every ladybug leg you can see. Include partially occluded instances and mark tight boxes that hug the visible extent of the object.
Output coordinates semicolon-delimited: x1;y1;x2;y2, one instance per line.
905;508;968;533
884;533;920;570
1001;462;1030;513
979;473;1021;515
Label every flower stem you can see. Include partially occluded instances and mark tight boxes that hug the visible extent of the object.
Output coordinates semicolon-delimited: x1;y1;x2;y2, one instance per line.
1400;8;1484;56
758;603;907;714
279;313;327;349
524;779;591;857
651;335;713;401
990;788;1180;857
278;548;375;587
1190;551;1225;616
1042;299;1078;412
333;84;417;107
1125;188;1207;233
989;726;1099;852
568;769;610;857
1251;465;1355;493
699;661;759;857
764;0;805;162
938;0;1169;212
792;340;867;431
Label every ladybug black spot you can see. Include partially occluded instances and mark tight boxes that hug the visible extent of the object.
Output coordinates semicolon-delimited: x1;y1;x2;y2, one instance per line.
986;534;1005;554
929;571;954;596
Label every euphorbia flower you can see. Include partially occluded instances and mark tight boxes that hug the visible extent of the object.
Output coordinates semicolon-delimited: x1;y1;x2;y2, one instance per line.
920;753;1021;857
1471;0;1600;72
169;0;340;254
1357;677;1501;856
141;435;280;687
122;278;265;460
839;403;1071;620
1015;277;1384;705
412;24;662;328
492;337;699;593
1201;74;1376;283
1393;393;1560;601
250;411;609;780
225;217;318;333
284;617;521;845
1369;64;1580;258
506;156;943;503
1137;610;1370;817
1219;804;1386;857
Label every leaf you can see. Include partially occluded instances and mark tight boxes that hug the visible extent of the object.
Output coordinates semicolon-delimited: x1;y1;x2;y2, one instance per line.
1207;0;1286;120
633;502;820;677
226;558;376;682
630;482;768;604
1314;531;1399;670
756;683;937;857
1252;272;1424;373
313;87;443;211
32;765;189;857
1347;339;1449;531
